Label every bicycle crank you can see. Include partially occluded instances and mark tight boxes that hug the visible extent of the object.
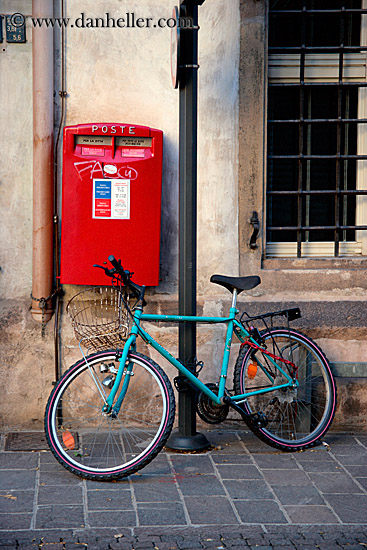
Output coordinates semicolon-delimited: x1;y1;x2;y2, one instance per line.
223;397;268;430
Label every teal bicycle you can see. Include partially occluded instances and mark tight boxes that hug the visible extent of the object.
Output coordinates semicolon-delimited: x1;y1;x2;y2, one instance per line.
45;255;337;481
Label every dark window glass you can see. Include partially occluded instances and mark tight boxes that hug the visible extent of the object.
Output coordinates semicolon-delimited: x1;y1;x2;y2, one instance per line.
269;1;361;49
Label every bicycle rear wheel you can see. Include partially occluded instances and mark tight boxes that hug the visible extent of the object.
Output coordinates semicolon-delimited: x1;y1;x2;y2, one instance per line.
233;327;337;451
45;350;175;480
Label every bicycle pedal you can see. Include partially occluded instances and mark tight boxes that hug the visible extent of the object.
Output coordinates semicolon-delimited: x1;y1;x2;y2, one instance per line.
247;412;268;429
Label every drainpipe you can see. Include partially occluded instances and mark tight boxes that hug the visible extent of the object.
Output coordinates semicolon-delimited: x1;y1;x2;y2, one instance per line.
31;0;54;324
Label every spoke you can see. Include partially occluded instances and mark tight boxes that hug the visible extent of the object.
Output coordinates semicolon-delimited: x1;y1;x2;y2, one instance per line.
49;356;171;477
243;334;331;443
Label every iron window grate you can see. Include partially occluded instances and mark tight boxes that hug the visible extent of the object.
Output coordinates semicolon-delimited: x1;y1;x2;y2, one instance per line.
267;1;367;257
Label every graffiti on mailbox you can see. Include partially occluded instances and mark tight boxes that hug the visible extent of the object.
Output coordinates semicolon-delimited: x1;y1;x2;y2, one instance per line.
74;160;138;182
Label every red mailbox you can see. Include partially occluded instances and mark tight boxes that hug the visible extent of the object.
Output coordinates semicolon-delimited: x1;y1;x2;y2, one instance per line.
60;123;163;286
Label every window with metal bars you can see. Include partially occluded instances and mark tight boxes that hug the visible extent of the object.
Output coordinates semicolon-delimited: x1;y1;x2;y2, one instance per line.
267;0;367;258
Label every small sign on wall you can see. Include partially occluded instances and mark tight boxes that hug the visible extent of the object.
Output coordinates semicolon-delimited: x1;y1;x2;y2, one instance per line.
5;14;26;43
93;179;130;220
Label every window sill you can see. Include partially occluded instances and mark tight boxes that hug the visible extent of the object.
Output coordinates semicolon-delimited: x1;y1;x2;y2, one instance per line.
262;257;367;270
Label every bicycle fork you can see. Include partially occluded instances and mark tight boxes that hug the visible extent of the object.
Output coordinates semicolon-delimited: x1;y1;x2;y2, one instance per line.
100;337;135;417
101;310;144;417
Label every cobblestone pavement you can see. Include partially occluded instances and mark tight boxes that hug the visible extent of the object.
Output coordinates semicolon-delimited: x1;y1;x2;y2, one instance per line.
0;427;367;549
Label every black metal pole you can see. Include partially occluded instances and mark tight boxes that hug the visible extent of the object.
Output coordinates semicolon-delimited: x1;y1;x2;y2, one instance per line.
167;0;209;451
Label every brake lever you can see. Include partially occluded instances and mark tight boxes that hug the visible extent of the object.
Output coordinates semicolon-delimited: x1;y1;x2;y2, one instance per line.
93;264;116;278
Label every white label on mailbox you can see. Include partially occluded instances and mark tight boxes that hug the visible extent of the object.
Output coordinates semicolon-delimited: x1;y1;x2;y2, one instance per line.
93;179;130;220
104;164;118;175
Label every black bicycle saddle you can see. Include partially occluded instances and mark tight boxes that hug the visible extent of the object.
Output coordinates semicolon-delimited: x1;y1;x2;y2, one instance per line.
210;274;261;294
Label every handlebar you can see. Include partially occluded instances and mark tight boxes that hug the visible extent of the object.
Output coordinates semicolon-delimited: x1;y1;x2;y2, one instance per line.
93;255;146;305
108;255;129;285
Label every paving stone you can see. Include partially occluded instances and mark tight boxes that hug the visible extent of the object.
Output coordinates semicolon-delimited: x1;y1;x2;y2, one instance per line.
39;460;74;473
1;431;367;549
87;489;134;511
202;431;243;449
211;454;252;465
123;541;153;549
0;453;38;470
84;479;129;490
38;470;82;486
74;528;132;542
185;496;239;525
252;455;299;470
159;534;185;543
283;505;339;524
234;500;288;524
297;460;342;473
87;510;137;527
132;477;181;502
324;494;367;523
223;479;274;500
295;452;335;463
38;485;83;505
223;545;249;549
39;452;56;463
0;471;36;491
271;485;324;505
0;537;17;547
36;505;85;529
0;490;35;513
176;474;225;496
344;465;367;477
15;529;75;544
244;536;270;546
0;512;32;530
135;457;172;476
331;450;367;464
170;455;215;474
137;502;186;526
356;477;367;490
176;541;203;549
309;472;363;494
261;469;310;486
216;465;263;480
143;544;174;550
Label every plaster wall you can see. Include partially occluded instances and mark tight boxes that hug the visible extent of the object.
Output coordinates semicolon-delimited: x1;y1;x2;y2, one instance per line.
0;0;33;300
0;0;241;428
62;0;240;292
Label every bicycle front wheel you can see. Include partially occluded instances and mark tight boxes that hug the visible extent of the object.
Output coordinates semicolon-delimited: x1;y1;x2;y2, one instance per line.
45;350;175;480
234;327;337;451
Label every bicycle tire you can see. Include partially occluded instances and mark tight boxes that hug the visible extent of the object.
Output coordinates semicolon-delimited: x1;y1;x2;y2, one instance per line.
233;327;337;451
45;350;175;480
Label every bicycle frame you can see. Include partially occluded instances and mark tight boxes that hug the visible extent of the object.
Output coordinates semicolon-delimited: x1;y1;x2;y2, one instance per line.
101;290;298;417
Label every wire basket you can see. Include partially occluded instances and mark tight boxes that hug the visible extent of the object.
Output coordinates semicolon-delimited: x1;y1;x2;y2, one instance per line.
67;286;130;351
